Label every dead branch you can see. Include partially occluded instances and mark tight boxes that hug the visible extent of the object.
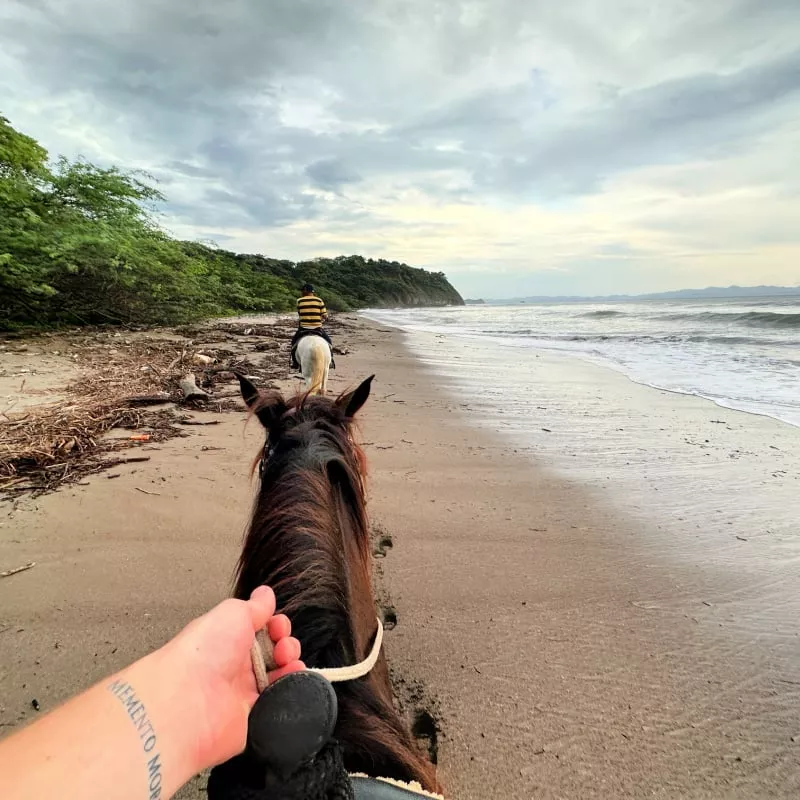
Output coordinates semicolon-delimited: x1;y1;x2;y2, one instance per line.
1;561;36;579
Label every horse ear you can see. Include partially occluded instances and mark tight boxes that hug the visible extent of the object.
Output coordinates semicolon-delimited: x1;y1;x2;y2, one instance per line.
237;374;260;409
337;375;374;418
237;374;284;430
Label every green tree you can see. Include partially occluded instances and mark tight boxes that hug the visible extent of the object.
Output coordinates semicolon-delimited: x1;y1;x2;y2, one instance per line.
0;115;57;322
1;115;462;331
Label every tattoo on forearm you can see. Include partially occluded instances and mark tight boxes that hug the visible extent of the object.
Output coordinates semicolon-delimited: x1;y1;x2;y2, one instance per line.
107;679;163;800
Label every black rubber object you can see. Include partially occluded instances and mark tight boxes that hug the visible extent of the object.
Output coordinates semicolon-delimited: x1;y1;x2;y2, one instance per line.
246;671;339;779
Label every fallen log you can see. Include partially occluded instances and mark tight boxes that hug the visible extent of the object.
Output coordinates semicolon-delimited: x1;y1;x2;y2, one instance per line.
124;393;172;407
179;374;210;403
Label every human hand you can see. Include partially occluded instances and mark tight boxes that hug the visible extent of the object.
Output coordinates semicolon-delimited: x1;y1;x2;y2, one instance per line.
159;586;304;771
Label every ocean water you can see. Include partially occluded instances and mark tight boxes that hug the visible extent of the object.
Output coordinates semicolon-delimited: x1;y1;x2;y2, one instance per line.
365;297;800;428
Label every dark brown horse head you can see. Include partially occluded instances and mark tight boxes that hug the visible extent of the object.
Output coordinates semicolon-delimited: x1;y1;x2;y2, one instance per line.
234;374;439;793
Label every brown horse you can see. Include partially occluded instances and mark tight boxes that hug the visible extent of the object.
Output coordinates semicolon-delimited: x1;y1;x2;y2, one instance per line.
230;373;440;793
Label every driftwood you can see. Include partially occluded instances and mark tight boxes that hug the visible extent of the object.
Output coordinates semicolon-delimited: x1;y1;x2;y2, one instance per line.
166;348;187;372
179;374;210;403
124;393;171;407
210;389;243;399
191;353;214;367
1;561;36;579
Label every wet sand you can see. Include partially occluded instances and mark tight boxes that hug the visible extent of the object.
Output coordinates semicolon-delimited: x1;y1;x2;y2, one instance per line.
2;320;800;798
348;323;800;798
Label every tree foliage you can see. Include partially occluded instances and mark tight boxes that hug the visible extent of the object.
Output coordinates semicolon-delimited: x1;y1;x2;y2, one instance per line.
0;116;463;330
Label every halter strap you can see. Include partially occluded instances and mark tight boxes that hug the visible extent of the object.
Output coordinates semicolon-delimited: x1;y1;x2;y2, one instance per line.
251;617;384;693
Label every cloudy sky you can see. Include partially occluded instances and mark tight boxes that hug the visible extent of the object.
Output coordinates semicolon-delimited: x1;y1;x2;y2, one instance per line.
2;0;799;298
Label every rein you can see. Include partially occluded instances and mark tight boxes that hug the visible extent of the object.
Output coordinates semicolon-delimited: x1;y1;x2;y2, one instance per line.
251;617;384;694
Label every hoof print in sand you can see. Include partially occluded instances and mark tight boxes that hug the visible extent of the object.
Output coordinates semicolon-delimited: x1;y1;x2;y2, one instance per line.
381;604;398;630
412;709;439;765
372;531;394;558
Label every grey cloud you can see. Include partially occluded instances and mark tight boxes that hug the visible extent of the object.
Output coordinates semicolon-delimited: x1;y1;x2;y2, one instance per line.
395;49;800;199
1;0;799;241
163;161;218;179
6;0;362;90
306;158;361;191
507;49;800;196
167;183;318;228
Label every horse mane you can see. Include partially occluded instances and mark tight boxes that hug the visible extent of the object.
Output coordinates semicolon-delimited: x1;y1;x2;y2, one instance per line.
234;388;439;792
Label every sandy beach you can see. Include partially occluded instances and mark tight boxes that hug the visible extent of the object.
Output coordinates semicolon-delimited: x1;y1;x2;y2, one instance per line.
2;318;800;799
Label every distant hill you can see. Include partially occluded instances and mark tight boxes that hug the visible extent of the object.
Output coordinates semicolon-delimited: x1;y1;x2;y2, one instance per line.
638;285;800;300
192;249;465;313
499;285;800;304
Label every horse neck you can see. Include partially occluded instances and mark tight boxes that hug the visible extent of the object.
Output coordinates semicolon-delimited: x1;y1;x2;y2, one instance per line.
236;459;369;666
235;444;439;792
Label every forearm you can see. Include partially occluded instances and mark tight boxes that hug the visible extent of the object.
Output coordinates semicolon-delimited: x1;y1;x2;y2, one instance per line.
1;647;200;800
0;588;301;800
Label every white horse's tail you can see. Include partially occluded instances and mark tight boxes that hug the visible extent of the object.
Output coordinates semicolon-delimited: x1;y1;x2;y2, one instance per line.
309;346;327;394
297;336;331;395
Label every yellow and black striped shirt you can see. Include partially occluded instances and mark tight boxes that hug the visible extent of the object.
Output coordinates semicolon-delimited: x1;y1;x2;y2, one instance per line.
297;294;327;328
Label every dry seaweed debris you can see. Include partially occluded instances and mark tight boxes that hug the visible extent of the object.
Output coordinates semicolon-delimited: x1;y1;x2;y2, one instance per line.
0;337;193;498
1;325;293;498
0;403;183;497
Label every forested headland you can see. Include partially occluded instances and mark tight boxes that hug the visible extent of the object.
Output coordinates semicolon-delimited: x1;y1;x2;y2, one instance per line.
1;116;463;330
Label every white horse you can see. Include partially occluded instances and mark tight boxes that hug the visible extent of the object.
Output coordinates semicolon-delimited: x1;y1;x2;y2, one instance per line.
296;335;331;395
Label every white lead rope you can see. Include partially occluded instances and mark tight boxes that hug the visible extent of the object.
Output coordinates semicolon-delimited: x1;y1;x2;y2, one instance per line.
251;617;384;694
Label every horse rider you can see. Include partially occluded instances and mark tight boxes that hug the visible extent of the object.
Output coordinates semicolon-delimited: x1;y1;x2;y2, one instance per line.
290;283;334;370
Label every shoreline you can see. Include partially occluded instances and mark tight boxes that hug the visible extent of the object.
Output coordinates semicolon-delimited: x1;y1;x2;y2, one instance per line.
362;306;800;430
1;317;799;798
